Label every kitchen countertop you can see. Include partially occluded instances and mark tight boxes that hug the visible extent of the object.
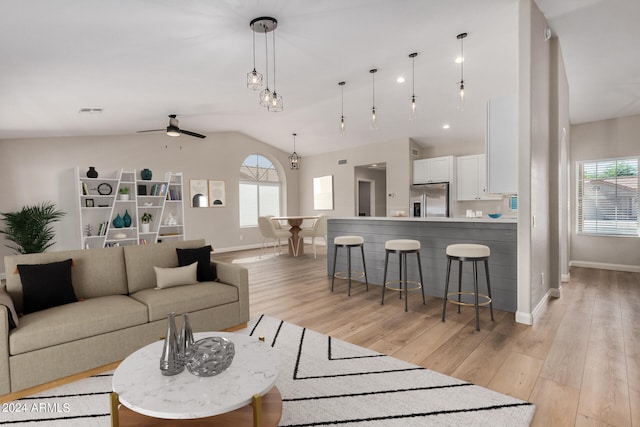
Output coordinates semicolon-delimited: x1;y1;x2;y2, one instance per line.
334;216;518;224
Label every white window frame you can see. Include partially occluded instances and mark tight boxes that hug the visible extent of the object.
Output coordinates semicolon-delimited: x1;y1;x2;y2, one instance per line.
239;154;282;228
576;156;639;237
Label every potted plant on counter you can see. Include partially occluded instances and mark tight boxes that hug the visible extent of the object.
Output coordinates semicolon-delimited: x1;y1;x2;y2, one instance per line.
140;212;153;233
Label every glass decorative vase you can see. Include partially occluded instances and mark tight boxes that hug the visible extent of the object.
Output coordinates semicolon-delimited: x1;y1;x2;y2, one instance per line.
160;312;185;376
179;313;194;358
112;214;124;228
185;336;235;377
123;210;132;227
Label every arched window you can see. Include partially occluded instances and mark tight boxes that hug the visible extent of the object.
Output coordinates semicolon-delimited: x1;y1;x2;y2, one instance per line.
239;154;282;227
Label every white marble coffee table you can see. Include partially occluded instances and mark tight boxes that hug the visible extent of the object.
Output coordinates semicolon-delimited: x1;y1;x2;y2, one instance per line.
111;332;279;424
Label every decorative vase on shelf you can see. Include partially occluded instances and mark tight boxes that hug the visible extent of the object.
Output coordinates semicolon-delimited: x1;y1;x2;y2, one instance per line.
86;167;98;178
160;312;184;376
141;168;153;181
112;214;124;229
123;210;132;227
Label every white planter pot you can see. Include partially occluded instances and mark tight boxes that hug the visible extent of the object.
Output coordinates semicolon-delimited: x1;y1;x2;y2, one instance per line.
119;194;129;201
140;223;150;233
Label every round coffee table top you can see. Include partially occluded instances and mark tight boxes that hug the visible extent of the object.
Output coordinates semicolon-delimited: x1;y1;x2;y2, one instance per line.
112;332;279;419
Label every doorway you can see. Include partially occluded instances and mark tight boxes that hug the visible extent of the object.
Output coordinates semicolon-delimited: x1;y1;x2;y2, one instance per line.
357;179;374;216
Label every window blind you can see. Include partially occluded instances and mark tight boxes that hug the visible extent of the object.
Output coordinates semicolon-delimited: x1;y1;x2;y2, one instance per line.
577;158;639;236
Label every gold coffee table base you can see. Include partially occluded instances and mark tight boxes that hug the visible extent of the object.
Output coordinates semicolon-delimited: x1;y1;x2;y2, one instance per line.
111;386;282;427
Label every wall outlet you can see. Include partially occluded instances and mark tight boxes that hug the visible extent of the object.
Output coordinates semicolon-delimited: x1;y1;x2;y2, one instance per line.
239;235;243;241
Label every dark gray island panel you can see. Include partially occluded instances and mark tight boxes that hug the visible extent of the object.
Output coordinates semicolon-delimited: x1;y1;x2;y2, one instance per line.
327;218;518;312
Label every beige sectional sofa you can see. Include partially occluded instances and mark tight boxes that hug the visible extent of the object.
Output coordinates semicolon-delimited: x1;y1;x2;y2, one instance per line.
0;239;249;395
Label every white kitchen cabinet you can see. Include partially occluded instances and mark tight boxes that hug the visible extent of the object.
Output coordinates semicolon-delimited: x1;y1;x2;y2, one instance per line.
456;154;501;201
486;95;518;194
412;156;453;184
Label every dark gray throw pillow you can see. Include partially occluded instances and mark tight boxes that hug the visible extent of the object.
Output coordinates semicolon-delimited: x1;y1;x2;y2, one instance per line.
18;259;77;314
176;246;216;282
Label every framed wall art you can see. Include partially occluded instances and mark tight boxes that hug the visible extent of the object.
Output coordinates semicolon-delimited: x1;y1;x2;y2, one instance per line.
208;180;226;207
189;179;208;208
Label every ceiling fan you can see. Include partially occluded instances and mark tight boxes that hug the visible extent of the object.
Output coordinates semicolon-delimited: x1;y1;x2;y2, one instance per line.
138;115;206;139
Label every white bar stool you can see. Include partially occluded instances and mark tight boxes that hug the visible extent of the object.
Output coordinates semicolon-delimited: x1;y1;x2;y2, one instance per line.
381;239;425;312
331;235;368;296
441;243;495;331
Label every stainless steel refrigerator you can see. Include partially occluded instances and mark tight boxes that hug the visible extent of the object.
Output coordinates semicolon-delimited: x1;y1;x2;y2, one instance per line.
411;182;449;217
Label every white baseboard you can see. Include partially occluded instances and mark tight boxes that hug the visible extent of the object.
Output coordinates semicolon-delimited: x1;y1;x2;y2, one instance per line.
549;287;561;298
515;311;533;325
569;260;640;273
560;273;570;283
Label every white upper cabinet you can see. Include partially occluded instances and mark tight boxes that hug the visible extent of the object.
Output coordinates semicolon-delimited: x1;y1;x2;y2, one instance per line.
486;95;518;194
412;156;453;184
456;154;501;201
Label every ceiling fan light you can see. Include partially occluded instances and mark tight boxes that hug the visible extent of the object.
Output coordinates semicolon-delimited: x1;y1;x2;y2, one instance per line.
166;125;180;137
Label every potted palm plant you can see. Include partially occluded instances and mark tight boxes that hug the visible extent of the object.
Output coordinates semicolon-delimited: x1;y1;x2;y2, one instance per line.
0;201;66;254
140;212;153;233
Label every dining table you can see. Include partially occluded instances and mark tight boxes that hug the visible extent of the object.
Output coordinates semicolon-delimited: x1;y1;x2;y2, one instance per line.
270;216;318;257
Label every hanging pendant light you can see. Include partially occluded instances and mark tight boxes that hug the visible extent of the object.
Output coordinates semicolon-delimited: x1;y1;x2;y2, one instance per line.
250;17;278;108
370;69;378;130
409;52;418;120
289;133;300;169
338;81;346;135
268;26;283;112
456;32;467;110
246;25;263;90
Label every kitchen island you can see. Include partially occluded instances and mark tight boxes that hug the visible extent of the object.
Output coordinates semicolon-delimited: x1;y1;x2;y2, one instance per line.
327;216;517;312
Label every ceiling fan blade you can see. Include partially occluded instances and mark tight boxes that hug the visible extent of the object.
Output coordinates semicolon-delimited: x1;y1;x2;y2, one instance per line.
180;129;207;139
137;129;164;133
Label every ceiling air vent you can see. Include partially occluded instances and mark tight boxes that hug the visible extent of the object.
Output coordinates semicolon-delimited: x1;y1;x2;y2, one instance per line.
411;148;420;157
338;159;347;165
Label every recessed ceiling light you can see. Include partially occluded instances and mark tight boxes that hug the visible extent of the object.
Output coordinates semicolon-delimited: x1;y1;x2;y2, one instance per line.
443;124;450;129
396;76;405;83
454;56;464;64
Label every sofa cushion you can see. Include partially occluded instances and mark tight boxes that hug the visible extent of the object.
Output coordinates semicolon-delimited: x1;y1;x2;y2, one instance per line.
17;259;77;315
124;239;207;293
154;262;198;289
176;245;216;282
129;282;238;322
9;295;148;356
4;246;127;313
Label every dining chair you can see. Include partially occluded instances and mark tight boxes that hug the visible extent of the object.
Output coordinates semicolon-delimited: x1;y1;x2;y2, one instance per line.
257;216;292;257
298;215;328;258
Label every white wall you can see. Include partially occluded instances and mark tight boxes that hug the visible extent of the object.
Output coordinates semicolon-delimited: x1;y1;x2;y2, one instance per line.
570;114;640;271
298;139;412;217
0;131;299;273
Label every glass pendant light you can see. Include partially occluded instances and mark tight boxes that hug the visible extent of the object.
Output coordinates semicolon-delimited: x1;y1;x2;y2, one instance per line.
246;25;263;90
268;27;283;112
370;69;378;130
339;81;346;135
258;24;272;107
409;52;418;120
457;33;467;110
289;133;300;169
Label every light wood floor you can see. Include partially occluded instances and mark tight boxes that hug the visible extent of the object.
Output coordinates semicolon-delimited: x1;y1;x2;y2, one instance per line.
214;245;640;427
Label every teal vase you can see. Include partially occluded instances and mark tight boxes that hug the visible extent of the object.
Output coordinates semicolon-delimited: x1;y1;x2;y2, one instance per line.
113;214;124;228
141;168;152;180
123;210;132;227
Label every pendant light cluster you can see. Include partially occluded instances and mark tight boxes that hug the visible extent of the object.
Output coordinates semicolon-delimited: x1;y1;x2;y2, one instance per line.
288;133;300;169
335;33;467;134
247;17;283;112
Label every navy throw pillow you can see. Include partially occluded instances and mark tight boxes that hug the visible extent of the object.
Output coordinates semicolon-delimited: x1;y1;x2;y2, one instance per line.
176;246;216;282
18;259;77;314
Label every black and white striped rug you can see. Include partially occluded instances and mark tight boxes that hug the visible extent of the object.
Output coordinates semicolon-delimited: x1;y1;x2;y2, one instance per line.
1;315;535;426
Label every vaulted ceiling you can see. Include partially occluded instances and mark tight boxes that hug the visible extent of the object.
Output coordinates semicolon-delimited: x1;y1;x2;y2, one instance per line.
1;0;637;156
